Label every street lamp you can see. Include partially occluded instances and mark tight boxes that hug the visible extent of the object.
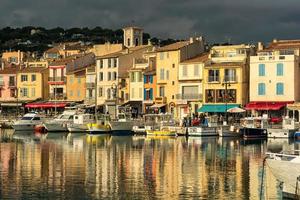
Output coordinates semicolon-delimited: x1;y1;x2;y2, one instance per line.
111;82;117;119
222;79;231;125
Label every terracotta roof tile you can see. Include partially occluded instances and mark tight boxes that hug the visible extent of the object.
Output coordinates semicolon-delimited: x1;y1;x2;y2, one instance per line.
181;53;209;64
156;41;190;52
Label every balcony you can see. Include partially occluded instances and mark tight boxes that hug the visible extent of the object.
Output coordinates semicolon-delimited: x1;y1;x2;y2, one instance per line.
224;75;238;83
155;96;167;104
85;82;95;88
48;77;66;84
207;76;220;83
49;93;67;100
176;94;203;101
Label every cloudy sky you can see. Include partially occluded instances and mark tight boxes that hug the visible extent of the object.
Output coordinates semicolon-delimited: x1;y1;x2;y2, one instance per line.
1;0;300;44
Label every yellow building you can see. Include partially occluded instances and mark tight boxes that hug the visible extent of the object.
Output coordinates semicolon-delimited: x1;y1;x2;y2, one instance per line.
155;37;205;117
200;44;255;115
17;67;49;101
2;50;25;64
67;67;87;102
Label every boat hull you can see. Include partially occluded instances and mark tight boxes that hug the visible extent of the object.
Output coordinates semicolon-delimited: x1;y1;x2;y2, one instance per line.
188;127;217;137
12;124;36;131
43;122;68;132
68;124;88;132
240;127;267;139
87;123;111;134
146;130;177;136
109;121;134;132
267;129;296;138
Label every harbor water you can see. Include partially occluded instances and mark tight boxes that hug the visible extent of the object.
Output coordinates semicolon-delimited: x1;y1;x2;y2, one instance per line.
0;129;294;199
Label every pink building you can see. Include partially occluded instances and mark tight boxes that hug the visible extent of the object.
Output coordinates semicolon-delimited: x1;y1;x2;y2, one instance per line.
0;67;18;106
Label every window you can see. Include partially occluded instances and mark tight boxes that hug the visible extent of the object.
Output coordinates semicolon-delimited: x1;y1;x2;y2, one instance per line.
160;69;164;80
113;72;117;81
276;83;284;95
70;90;73;96
32;117;40;120
224;69;236;82
113;58;117;68
77;90;81;97
77;78;81;84
108;59;111;68
277;63;284;76
108;72;111;81
99;87;103;97
159;86;165;97
10;89;15;97
100;59;103;68
20;88;28;97
138;72;142;82
9;76;15;86
258;64;265;76
172;64;175;68
208;70;219;82
206;89;215;103
99;72;103;81
127;38;130;46
21;75;28;82
31;88;35;97
182;65;187;77
166;70;169;79
160;52;164;60
70;76;74;83
258;83;266;95
107;88;111;99
172;81;175;85
194;65;199;76
31;74;36;82
131;72;135;82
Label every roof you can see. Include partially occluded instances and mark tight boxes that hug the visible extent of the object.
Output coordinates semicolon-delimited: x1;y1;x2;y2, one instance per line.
181;53;209;64
156;41;190;52
98;45;151;59
261;40;300;51
0;67;19;74
19;67;47;73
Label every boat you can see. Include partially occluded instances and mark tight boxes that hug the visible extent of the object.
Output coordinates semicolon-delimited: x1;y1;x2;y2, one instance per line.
187;126;218;137
267;117;298;138
43;110;76;132
87;114;111;134
239;117;268;139
67;113;95;132
12;112;44;131
217;125;242;137
266;151;300;197
109;113;135;135
146;127;177;137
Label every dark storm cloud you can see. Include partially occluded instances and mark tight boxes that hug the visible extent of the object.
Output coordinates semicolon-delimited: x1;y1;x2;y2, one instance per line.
1;0;300;43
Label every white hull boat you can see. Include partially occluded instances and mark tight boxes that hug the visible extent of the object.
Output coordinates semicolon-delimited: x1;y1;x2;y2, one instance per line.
13;113;43;131
109;121;134;132
266;152;300;195
67;113;94;132
132;125;152;135
267;129;297;138
43;110;76;132
43;122;68;132
188;126;218;137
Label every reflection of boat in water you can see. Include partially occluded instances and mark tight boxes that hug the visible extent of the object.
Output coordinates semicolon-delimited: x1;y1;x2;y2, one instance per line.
266;151;300;197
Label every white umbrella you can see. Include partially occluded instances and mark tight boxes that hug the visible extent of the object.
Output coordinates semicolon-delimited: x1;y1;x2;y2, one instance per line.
227;107;246;113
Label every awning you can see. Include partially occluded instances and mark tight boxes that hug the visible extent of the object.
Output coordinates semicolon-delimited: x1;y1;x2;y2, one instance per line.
1;102;23;107
245;101;293;111
287;102;300;110
198;104;240;113
150;104;166;108
25;102;67;108
120;101;142;107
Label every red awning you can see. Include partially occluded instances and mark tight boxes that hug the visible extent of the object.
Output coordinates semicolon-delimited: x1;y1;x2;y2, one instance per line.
25;102;67;108
245;101;293;111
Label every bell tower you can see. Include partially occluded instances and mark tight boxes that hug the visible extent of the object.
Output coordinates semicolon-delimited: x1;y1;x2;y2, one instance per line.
123;27;143;48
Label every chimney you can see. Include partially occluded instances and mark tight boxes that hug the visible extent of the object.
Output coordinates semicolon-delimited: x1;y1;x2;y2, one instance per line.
257;42;264;51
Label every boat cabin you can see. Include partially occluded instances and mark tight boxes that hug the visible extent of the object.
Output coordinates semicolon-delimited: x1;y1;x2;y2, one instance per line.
73;114;94;124
21;113;42;121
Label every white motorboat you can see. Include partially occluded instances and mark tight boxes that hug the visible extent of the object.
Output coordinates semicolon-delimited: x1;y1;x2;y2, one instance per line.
267;117;298;138
188;126;218;137
266;151;300;196
218;125;242;137
12;113;44;131
109;113;135;134
43;110;76;132
67;113;95;132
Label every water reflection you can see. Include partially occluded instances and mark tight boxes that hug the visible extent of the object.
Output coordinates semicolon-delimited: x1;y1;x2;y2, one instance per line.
0;131;292;199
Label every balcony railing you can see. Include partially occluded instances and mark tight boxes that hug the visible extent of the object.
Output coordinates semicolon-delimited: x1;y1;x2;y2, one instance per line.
49;93;67;100
176;94;203;100
207;76;220;83
85;82;95;88
48;77;66;82
224;75;238;83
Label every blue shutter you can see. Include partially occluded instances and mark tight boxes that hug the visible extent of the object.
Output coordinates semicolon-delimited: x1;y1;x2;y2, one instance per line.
276;83;284;95
144;75;147;84
259;64;265;76
277;63;283;76
150;75;153;84
144;89;147;100
258;83;265;95
150;88;153;100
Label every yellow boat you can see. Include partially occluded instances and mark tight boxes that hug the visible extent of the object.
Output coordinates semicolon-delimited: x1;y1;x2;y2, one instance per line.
87;114;111;134
146;129;177;137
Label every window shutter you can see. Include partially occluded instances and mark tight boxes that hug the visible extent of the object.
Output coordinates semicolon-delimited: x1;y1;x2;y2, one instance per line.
150;88;153;100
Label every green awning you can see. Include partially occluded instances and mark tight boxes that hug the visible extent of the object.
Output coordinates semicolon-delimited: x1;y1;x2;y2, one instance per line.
198;104;240;113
